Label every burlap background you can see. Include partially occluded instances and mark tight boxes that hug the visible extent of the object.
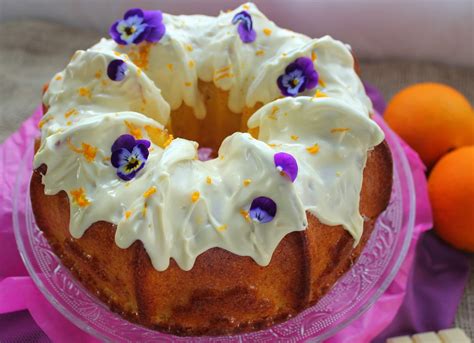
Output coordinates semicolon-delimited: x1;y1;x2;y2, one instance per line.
0;20;472;338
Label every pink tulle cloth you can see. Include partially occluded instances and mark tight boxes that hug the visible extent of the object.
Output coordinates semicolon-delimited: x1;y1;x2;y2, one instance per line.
0;107;432;342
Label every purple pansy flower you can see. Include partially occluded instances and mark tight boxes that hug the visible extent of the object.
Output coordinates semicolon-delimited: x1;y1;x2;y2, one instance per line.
277;57;319;96
249;196;277;223
232;11;256;43
274;152;298;182
111;134;151;181
109;8;165;45
197;147;213;161
107;59;128;81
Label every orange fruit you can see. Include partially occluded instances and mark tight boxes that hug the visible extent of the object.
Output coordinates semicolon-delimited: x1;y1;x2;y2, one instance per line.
385;83;474;168
428;146;474;252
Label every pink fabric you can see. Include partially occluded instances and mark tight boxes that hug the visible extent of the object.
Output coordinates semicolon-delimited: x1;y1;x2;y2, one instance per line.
327;137;433;342
0;107;432;342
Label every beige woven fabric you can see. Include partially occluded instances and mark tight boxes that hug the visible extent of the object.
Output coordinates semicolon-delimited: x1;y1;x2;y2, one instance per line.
0;20;472;338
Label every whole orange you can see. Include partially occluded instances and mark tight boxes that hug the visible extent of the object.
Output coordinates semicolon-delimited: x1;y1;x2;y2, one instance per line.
428;146;474;252
385;83;473;168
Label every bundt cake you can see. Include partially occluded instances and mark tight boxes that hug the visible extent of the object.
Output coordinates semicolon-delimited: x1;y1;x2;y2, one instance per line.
31;3;393;336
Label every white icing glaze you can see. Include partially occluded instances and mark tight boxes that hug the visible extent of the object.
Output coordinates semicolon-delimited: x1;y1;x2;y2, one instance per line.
35;3;384;271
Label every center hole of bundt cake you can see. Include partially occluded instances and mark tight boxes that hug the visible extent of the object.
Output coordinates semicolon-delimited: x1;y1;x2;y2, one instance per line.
169;81;259;156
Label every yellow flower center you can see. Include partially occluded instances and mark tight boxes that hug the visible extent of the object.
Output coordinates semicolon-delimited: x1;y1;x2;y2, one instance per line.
124;26;136;36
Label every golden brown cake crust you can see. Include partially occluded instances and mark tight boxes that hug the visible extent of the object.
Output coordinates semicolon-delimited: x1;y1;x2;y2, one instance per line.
30;139;392;336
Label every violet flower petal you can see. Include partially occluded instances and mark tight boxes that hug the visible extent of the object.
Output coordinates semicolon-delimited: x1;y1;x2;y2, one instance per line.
133;144;149;162
111;148;130;168
198;147;213;161
249;196;277;223
237;24;257;43
274;152;298;182
145;23;166;42
109;21;128;45
117;169;136;181
136;139;151;149
111;134;136;153
232;11;256;43
132;29;148;44
124;8;144;20
232;11;253;31
107;59;128;81
143;10;163;26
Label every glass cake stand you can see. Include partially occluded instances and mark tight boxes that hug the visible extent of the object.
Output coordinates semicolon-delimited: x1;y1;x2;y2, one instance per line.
13;116;416;342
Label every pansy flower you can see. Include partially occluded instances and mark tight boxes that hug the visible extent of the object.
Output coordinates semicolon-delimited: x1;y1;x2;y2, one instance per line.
107;59;128;81
109;8;165;45
111;134;151;181
232;11;256;43
249;196;277;223
197;147;213;161
274;152;298;182
277;57;319;96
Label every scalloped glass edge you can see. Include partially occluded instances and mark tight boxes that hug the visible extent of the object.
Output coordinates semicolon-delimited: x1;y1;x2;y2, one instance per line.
13;116;415;342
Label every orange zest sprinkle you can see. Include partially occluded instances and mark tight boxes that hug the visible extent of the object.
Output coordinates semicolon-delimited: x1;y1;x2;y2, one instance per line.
114;51;121;57
66;121;72;126
243;4;250;10
127;43;152;70
216;65;231;73
94;71;102;79
306;144;320;155
125;210;132;219
124;120;142;139
70;188;90;207
137;68;142;76
55;75;63;81
319;78;326;87
38;116;53;129
331;127;351;133
66;138;98;162
64;108;78;118
240;209;251;222
314;89;327;98
263;28;272;36
243;179;252;186
184;81;192;87
144;125;173;148
188;60;195;68
101;80;108;86
255;50;265;56
185;44;193;52
216;224;228;232
311;51;317;61
206;176;212;184
214;72;234;82
291;135;299;141
167;63;174;71
143;186;157;198
191;191;200;203
78;87;91;99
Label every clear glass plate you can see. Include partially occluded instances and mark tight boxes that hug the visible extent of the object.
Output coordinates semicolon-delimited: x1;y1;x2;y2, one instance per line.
13;117;415;342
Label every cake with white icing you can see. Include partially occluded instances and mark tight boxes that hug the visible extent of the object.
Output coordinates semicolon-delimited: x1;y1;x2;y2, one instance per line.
31;3;392;335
